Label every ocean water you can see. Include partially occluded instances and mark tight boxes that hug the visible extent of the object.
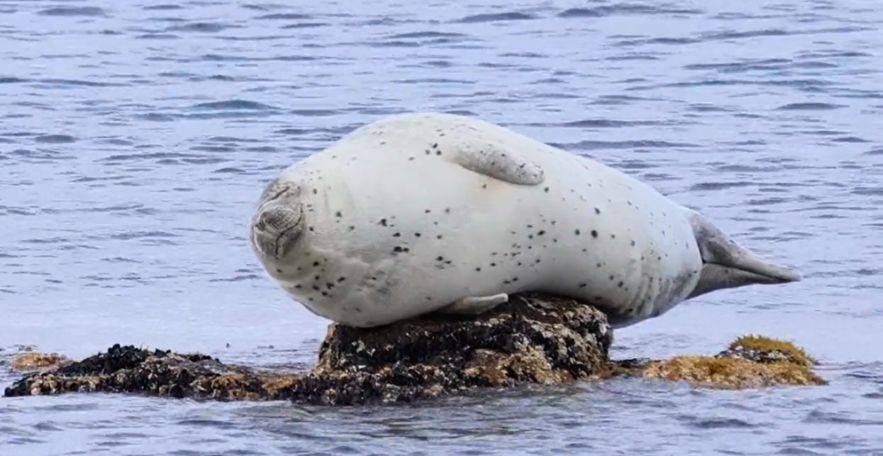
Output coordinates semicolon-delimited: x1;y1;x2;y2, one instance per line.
1;0;882;454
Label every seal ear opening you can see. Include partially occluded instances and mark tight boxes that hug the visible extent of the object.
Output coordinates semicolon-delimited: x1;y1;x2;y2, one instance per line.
688;213;800;298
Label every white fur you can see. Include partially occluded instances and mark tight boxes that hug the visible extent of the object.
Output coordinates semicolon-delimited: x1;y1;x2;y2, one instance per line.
252;113;703;327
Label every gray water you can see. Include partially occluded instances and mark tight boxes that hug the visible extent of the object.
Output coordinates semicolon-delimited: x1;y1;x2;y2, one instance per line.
1;0;882;454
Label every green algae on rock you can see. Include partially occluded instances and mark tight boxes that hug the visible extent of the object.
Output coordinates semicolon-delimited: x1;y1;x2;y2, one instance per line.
631;335;826;389
4;293;612;405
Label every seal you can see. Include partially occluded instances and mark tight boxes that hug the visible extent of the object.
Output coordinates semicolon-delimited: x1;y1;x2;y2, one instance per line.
250;113;799;327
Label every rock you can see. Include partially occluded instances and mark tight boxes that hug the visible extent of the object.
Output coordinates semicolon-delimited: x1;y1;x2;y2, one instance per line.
10;353;71;372
619;335;826;389
3;297;825;403
4;293;612;405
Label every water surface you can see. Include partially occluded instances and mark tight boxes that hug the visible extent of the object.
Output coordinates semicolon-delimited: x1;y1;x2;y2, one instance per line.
1;0;882;454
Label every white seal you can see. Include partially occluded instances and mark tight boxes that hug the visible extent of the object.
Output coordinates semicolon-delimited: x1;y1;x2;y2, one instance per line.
251;113;798;327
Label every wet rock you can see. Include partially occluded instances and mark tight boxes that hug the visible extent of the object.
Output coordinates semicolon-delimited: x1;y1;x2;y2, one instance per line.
4;293;612;405
618;335;826;389
3;299;824;403
10;353;71;372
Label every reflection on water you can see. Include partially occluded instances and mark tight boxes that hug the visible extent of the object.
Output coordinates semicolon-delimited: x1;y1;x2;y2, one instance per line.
1;0;882;454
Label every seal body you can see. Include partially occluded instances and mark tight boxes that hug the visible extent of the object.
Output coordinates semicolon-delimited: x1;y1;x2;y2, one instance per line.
251;113;796;327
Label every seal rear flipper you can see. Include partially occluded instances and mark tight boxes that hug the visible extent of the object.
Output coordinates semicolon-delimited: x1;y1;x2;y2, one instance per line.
440;293;509;315
687;212;800;298
453;143;544;185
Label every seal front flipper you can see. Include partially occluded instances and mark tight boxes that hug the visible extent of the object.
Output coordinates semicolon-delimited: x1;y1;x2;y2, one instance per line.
440;293;509;315
453;143;544;185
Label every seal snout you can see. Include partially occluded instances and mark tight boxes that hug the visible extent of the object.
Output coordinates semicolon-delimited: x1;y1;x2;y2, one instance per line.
251;183;305;260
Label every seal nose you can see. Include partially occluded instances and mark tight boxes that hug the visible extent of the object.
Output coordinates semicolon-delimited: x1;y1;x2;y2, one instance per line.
251;180;305;260
251;200;304;260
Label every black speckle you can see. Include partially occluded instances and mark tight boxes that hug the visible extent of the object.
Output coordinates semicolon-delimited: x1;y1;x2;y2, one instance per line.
630;240;636;246
415;232;421;237
618;281;624;288
393;232;401;237
312;261;320;267
335;211;342;218
575;229;581;235
436;256;444;261
436;234;443;240
579;283;587;288
591;230;598;238
276;268;282;273
379;218;388;226
337;277;346;282
544;186;550;193
594;208;601;215
537;230;545;236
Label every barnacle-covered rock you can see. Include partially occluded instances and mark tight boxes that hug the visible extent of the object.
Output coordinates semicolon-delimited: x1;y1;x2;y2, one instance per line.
4;293;612;405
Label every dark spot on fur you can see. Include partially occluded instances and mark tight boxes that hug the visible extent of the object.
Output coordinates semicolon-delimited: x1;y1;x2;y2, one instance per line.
591;230;598;238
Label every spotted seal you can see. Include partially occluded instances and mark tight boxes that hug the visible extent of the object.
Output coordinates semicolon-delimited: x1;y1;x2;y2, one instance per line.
250;113;799;327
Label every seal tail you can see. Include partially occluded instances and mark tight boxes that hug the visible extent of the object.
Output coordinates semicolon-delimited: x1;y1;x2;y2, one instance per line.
251;182;304;260
688;213;800;298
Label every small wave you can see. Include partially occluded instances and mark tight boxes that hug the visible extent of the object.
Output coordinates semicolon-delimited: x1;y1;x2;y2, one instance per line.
556;139;698;150
136;33;180;40
37;78;125;88
191;100;277;110
852;187;883;196
290;109;338;116
281;22;328;29
0;77;27;84
777;102;844;110
558;119;664;128
690;182;752;191
559;5;701;18
143;4;181;10
166;22;231;33
34;134;76;144
213;167;246;174
255;13;312;20
109;231;178;241
865;148;883;156
388;31;467;39
102;152;201;162
457;12;534;23
38;6;105;17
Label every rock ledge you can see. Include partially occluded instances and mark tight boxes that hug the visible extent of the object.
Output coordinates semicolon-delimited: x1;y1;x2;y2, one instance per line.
5;293;611;405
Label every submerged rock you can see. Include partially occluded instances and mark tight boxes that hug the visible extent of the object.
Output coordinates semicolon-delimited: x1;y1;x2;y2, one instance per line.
619;335;826;389
4;293;612;405
10;353;71;372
